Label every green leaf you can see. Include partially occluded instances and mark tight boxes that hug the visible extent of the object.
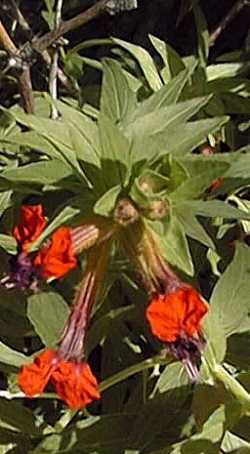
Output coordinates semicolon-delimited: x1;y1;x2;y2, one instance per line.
210;243;250;336
154;116;229;159
149;34;185;83
203;310;227;366
0;234;17;254
0;400;40;435
0;342;31;369
222;431;250;452
126;96;211;139
2;160;72;185
98;114;130;188
54;99;101;167
207;62;250;81
0;190;12;217
152;362;189;396
27;292;70;347
175;206;214;249
112;37;162;92
134;66;195;118
100;59;137;123
181;200;250;220
155;216;194;275
94;185;121;217
10;109;88;182
192;1;209;67
170;162;229;201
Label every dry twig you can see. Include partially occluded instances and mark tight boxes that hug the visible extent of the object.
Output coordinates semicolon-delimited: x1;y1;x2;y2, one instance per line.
0;20;34;113
209;0;249;47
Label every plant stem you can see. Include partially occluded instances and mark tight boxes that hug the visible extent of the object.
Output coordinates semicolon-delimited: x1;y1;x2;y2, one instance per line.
213;364;250;414
49;0;63;119
32;0;109;54
0;20;34;113
209;0;249;47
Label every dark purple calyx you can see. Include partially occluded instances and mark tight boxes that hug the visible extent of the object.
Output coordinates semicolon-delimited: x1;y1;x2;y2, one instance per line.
1;252;39;292
167;335;205;382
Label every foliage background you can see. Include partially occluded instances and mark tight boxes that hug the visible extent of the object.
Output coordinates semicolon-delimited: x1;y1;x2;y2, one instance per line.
0;0;250;453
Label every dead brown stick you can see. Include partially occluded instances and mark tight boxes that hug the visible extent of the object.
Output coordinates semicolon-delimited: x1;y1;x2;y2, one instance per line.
209;0;249;47
32;0;109;54
7;0;77;95
0;20;34;113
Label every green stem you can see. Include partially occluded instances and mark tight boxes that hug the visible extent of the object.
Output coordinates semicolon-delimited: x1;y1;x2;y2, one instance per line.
99;355;172;393
213;364;250;413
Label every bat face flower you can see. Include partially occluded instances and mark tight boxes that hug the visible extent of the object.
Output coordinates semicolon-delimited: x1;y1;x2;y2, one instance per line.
18;349;100;409
146;286;208;380
13;205;46;252
33;227;77;280
2;205;77;290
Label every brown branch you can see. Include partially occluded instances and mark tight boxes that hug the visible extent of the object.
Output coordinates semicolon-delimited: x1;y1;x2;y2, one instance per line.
209;0;249;47
0;20;34;113
0;20;17;54
32;0;109;54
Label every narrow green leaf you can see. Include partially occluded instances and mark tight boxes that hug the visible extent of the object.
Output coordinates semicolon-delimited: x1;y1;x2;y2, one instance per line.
149;34;185;83
192;1;209;67
100;59;137;123
183;200;250;220
126;96;211;139
134;66;195;118
175;207;214;249
207;62;250;81
155;116;229;159
112;37;163;91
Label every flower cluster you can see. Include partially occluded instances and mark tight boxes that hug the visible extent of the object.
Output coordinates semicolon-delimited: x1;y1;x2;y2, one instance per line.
6;200;209;409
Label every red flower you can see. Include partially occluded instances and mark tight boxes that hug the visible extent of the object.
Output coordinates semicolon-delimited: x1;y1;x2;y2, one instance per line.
33;227;76;279
17;349;56;397
146;286;208;343
146;286;208;381
18;349;100;410
13;205;46;252
51;361;100;409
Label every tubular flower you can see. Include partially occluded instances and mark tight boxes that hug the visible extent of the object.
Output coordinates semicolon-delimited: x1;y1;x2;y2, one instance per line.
146;286;208;381
18;349;100;409
17;244;109;408
33;227;76;279
13;205;46;252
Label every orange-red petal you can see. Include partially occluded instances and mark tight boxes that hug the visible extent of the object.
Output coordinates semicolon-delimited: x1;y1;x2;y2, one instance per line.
17;349;55;397
33;227;76;279
146;286;208;343
13;205;46;251
51;361;100;409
